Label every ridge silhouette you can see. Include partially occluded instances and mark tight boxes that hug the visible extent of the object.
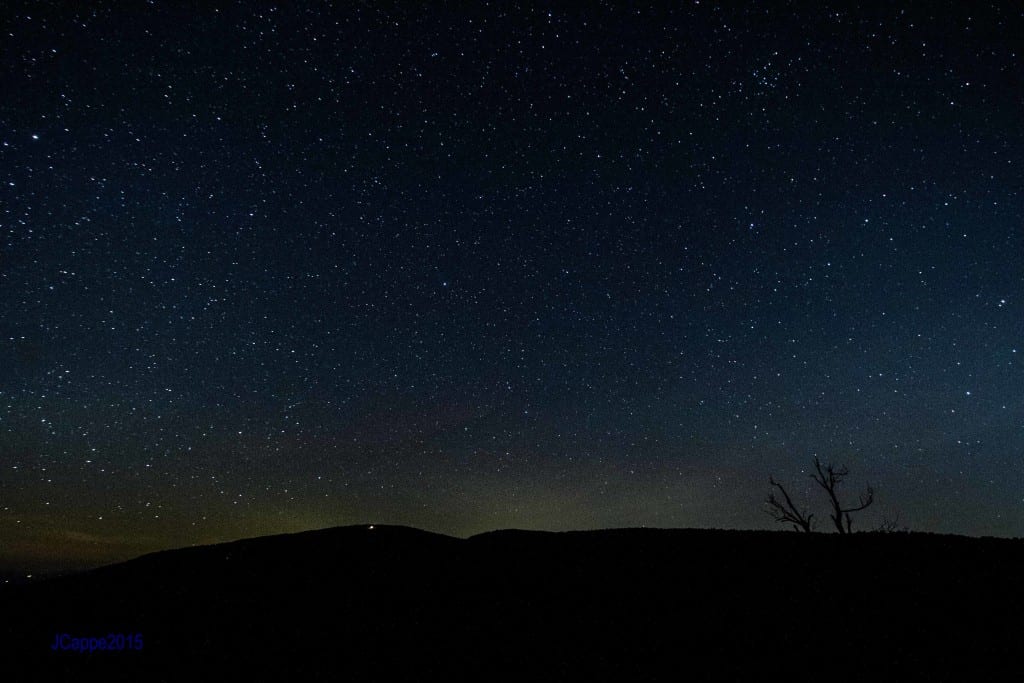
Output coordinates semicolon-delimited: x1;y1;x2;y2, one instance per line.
3;525;1021;681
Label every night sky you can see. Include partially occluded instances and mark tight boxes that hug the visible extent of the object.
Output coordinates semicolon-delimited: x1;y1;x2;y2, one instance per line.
2;1;1022;572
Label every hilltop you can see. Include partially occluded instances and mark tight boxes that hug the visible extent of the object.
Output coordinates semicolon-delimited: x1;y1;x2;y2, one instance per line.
3;525;1021;681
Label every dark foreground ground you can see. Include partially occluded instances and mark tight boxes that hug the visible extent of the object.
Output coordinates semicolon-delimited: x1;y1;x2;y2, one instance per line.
2;525;1021;681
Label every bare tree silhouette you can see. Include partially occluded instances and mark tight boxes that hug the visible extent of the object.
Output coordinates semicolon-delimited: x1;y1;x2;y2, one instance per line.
810;456;874;534
766;476;815;532
766;456;875;534
873;513;908;533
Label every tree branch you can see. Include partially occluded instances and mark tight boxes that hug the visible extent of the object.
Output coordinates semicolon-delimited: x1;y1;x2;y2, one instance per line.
765;477;814;532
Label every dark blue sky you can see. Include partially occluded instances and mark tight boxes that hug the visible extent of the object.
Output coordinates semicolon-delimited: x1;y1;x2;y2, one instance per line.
2;1;1022;571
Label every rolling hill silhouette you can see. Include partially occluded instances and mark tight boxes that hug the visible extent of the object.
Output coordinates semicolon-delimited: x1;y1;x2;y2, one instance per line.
2;525;1021;680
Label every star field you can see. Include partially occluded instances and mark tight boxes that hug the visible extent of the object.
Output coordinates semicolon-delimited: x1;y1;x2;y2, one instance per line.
2;1;1023;571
